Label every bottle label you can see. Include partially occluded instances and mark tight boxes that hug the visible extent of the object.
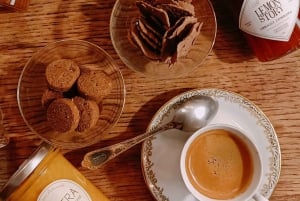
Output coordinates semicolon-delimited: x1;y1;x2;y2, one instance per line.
239;0;299;41
10;0;15;5
37;179;92;201
0;0;16;6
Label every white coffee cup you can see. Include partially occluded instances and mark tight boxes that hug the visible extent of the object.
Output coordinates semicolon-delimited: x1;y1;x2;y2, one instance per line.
180;124;268;201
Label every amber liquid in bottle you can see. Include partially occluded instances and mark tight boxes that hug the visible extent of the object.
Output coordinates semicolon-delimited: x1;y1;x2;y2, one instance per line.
226;0;300;62
0;0;30;11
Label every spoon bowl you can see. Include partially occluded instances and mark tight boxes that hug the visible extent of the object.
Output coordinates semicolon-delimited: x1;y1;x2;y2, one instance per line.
174;96;219;132
81;95;218;170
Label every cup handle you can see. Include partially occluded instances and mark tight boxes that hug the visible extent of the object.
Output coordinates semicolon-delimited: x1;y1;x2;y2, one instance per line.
253;193;268;201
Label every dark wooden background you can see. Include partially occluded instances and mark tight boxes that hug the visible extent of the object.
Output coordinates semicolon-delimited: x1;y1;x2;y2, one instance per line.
0;0;300;200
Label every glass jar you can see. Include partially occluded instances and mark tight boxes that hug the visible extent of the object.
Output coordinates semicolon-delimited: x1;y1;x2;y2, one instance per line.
224;0;300;62
0;143;110;201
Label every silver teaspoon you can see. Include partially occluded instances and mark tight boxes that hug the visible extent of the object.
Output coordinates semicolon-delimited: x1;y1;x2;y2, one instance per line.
81;95;218;170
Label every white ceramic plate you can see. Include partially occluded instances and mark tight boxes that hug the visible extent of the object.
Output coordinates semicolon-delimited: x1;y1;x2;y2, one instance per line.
141;88;281;201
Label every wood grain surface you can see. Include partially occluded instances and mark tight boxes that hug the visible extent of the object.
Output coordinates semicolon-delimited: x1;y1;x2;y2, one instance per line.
0;0;300;200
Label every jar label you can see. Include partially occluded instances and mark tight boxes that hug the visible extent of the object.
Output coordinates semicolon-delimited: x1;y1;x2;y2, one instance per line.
38;179;92;201
239;0;299;41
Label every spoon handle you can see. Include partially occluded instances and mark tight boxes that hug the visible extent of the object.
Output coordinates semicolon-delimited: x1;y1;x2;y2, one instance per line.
81;121;180;170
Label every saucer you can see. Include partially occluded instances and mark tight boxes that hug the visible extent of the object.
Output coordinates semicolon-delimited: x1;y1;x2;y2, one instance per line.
141;88;281;201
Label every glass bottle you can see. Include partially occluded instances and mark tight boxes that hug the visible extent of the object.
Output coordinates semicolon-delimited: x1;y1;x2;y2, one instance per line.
0;0;30;11
0;108;9;148
225;0;300;62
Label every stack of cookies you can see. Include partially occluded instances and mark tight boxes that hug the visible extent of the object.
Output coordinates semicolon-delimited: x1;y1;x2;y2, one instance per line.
42;59;112;133
130;0;203;65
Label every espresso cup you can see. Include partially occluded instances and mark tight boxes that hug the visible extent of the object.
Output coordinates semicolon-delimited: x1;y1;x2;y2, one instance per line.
180;124;268;201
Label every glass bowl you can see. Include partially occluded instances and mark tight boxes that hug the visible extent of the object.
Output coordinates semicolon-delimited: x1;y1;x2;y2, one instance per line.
110;0;217;78
17;40;126;149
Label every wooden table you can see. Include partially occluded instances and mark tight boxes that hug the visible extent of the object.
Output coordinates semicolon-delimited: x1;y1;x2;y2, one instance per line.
0;0;300;200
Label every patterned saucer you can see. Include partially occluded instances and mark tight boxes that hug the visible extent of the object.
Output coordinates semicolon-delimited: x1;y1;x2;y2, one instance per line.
141;88;281;201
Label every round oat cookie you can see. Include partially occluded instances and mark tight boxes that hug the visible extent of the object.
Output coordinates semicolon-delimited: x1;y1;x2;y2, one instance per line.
41;88;63;108
73;96;99;132
77;71;112;103
46;98;80;133
45;59;80;92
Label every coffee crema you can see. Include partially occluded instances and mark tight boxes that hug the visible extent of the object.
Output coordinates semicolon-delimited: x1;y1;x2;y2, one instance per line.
185;129;254;200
